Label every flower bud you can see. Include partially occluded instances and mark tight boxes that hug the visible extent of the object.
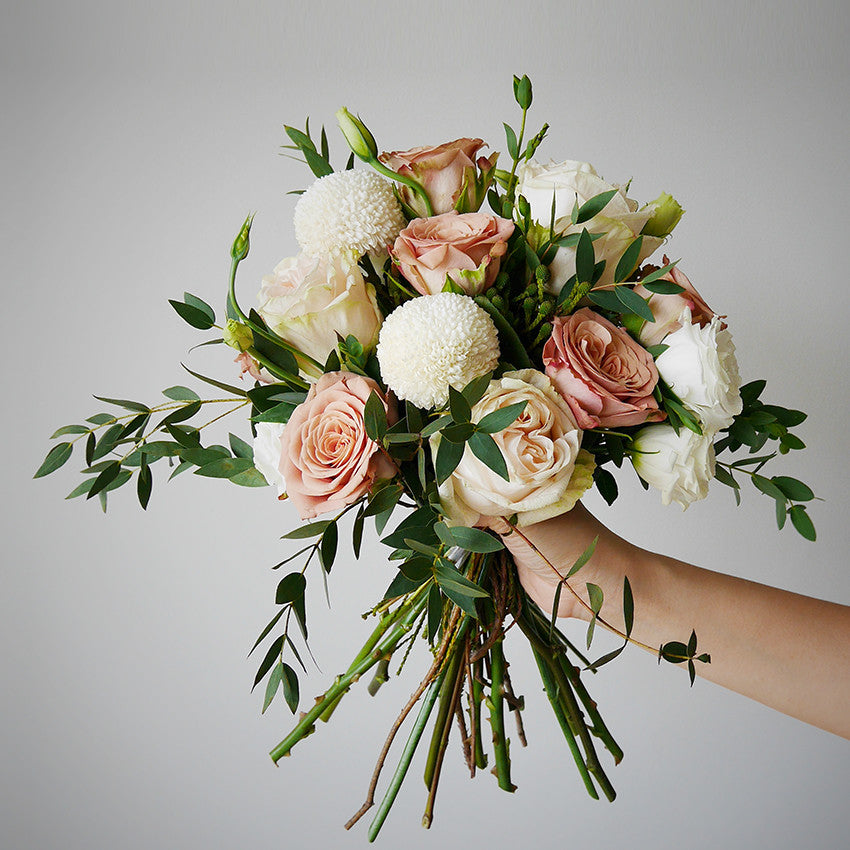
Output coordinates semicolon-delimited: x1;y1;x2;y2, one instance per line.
335;107;378;161
641;193;684;238
223;318;254;352
231;213;254;262
513;74;533;110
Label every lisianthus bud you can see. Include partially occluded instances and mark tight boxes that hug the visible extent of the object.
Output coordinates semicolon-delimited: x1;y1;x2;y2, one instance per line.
223;319;254;352
231;213;254;262
641;193;684;238
336;107;378;161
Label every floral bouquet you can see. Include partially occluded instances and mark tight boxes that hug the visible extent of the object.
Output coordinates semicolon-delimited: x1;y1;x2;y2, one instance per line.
37;75;816;839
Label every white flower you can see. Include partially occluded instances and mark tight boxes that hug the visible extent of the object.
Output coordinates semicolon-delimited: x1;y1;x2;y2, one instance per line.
433;370;593;527
516;159;663;293
655;307;743;432
257;251;382;375
631;424;715;509
294;170;406;258
376;293;499;409
253;422;286;496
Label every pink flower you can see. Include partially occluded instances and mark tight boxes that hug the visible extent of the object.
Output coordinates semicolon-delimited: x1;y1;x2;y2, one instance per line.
379;138;497;216
633;257;720;347
279;372;398;520
392;211;514;296
542;309;664;429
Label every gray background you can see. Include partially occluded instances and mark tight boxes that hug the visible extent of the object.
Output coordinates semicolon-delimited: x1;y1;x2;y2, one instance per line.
4;1;849;848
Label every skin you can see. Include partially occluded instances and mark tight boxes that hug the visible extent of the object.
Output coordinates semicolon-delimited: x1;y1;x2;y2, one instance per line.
493;504;850;739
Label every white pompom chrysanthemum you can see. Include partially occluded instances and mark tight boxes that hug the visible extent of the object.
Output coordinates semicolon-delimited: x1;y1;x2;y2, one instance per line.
377;293;500;409
294;170;407;258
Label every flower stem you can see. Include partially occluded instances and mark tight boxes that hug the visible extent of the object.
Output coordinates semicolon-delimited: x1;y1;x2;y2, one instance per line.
488;636;515;792
367;158;434;217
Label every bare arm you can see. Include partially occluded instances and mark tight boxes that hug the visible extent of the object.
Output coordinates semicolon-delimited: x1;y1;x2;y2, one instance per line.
497;504;850;739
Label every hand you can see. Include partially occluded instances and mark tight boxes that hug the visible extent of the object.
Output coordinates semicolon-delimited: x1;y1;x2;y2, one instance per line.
484;503;630;621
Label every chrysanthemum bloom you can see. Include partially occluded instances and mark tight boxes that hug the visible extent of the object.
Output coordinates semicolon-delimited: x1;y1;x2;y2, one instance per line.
376;292;500;409
294;170;406;258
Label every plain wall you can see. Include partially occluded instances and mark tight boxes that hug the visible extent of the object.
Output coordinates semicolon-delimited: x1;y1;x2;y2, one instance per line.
4;2;849;848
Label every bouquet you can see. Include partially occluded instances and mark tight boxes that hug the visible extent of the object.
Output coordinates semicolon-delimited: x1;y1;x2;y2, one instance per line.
37;75;817;839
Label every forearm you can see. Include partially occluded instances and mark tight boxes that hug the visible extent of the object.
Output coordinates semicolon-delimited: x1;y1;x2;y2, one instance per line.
503;510;850;738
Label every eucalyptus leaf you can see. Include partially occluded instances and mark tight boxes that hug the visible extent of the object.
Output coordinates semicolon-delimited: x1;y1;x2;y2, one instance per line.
34;442;73;478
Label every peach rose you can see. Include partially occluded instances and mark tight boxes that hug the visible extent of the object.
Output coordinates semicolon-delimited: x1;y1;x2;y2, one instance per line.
279;372;398;519
542;308;664;429
392;211;514;296
633;257;719;347
379;138;496;217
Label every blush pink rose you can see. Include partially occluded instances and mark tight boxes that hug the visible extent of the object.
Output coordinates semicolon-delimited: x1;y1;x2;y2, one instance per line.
633;256;721;347
379;138;497;216
392;211;514;296
542;308;664;429
279;372;398;519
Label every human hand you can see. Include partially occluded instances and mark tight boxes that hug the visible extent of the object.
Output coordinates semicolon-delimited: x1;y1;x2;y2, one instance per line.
483;503;630;621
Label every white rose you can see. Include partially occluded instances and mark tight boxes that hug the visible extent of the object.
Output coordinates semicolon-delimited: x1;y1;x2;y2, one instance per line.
515;159;663;293
253;422;286;496
655;307;743;432
432;369;595;527
257;252;383;375
631;424;715;509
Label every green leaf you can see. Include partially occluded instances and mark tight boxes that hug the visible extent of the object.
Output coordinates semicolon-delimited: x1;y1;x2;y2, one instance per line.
169;299;215;330
788;505;816;541
434;523;504;553
194;457;253;479
159;400;202;426
183;292;215;324
772;476;814;502
65;479;94;499
440;584;480;618
50;424;89;438
593;466;618;505
503;123;518;160
448;385;471;424
751;473;786;501
352;507;365;559
614;285;655;322
228;433;253;460
302;147;334;178
364;390;387;442
687;629;697;657
713;464;739;490
34;442;73;478
623;575;634;637
86;461;122;499
427;585;443;643
421;414;453;438
320;522;338;572
433;560;490;598
282;521;330;540
566;537;598;578
137;458;152;510
761;405;806;427
739;380;767;406
462;373;492;408
435;437;465;485
86;413;115;425
364;483;402;518
638;259;678;286
476;401;527;434
93;396;150;413
576;190;617;224
181;364;247;398
586;582;604;615
164;424;201;449
776;498;787;530
399;557;432;582
659;641;688;663
383;572;427;600
441;423;475;444
641;280;684;295
262;662;284;713
253;635;284;690
468;431;509;481
614;236;644;283
275;572;307;605
281;663;300;713
163;385;200;402
575;228;595;284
